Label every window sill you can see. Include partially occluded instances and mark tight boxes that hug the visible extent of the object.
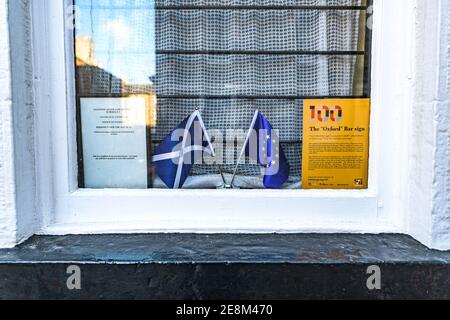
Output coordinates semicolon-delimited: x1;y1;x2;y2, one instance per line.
0;234;449;299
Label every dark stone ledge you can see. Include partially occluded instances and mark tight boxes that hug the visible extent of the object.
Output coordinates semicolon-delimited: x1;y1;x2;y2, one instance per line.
0;234;449;300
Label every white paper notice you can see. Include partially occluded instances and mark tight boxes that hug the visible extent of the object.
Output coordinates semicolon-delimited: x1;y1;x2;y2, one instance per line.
81;97;148;189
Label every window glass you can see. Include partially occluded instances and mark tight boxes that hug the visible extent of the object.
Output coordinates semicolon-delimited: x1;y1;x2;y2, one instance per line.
74;0;372;190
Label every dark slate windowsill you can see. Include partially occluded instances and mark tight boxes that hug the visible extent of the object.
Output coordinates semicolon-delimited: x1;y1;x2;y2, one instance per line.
0;233;449;264
1;234;450;299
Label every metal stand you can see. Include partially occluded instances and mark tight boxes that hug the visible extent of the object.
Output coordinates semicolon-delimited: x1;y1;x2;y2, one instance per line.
215;165;241;189
215;163;228;189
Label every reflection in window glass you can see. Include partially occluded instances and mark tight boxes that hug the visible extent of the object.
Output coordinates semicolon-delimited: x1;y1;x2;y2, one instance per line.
74;0;372;190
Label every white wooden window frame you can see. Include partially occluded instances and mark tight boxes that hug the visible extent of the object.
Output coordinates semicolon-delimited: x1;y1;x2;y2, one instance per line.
32;0;414;235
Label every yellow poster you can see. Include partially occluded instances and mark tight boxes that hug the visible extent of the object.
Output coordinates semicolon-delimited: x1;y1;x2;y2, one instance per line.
302;99;371;189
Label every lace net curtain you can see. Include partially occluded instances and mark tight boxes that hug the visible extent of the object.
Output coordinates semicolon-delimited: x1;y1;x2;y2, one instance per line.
76;0;368;189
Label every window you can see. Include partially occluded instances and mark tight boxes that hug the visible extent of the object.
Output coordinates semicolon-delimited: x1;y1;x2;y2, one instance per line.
32;0;415;234
73;0;372;190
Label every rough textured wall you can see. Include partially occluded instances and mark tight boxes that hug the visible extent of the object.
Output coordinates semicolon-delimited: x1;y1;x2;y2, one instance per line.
445;0;450;244
410;0;450;250
431;0;450;249
407;0;440;247
8;0;37;244
0;0;16;248
0;0;36;248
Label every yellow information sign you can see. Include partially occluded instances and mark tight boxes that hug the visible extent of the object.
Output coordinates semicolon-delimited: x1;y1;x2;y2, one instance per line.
302;99;371;189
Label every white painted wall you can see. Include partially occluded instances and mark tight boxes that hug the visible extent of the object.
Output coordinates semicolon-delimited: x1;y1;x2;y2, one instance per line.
0;0;449;249
407;0;450;250
8;0;37;245
0;0;37;248
430;0;450;250
0;0;16;248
